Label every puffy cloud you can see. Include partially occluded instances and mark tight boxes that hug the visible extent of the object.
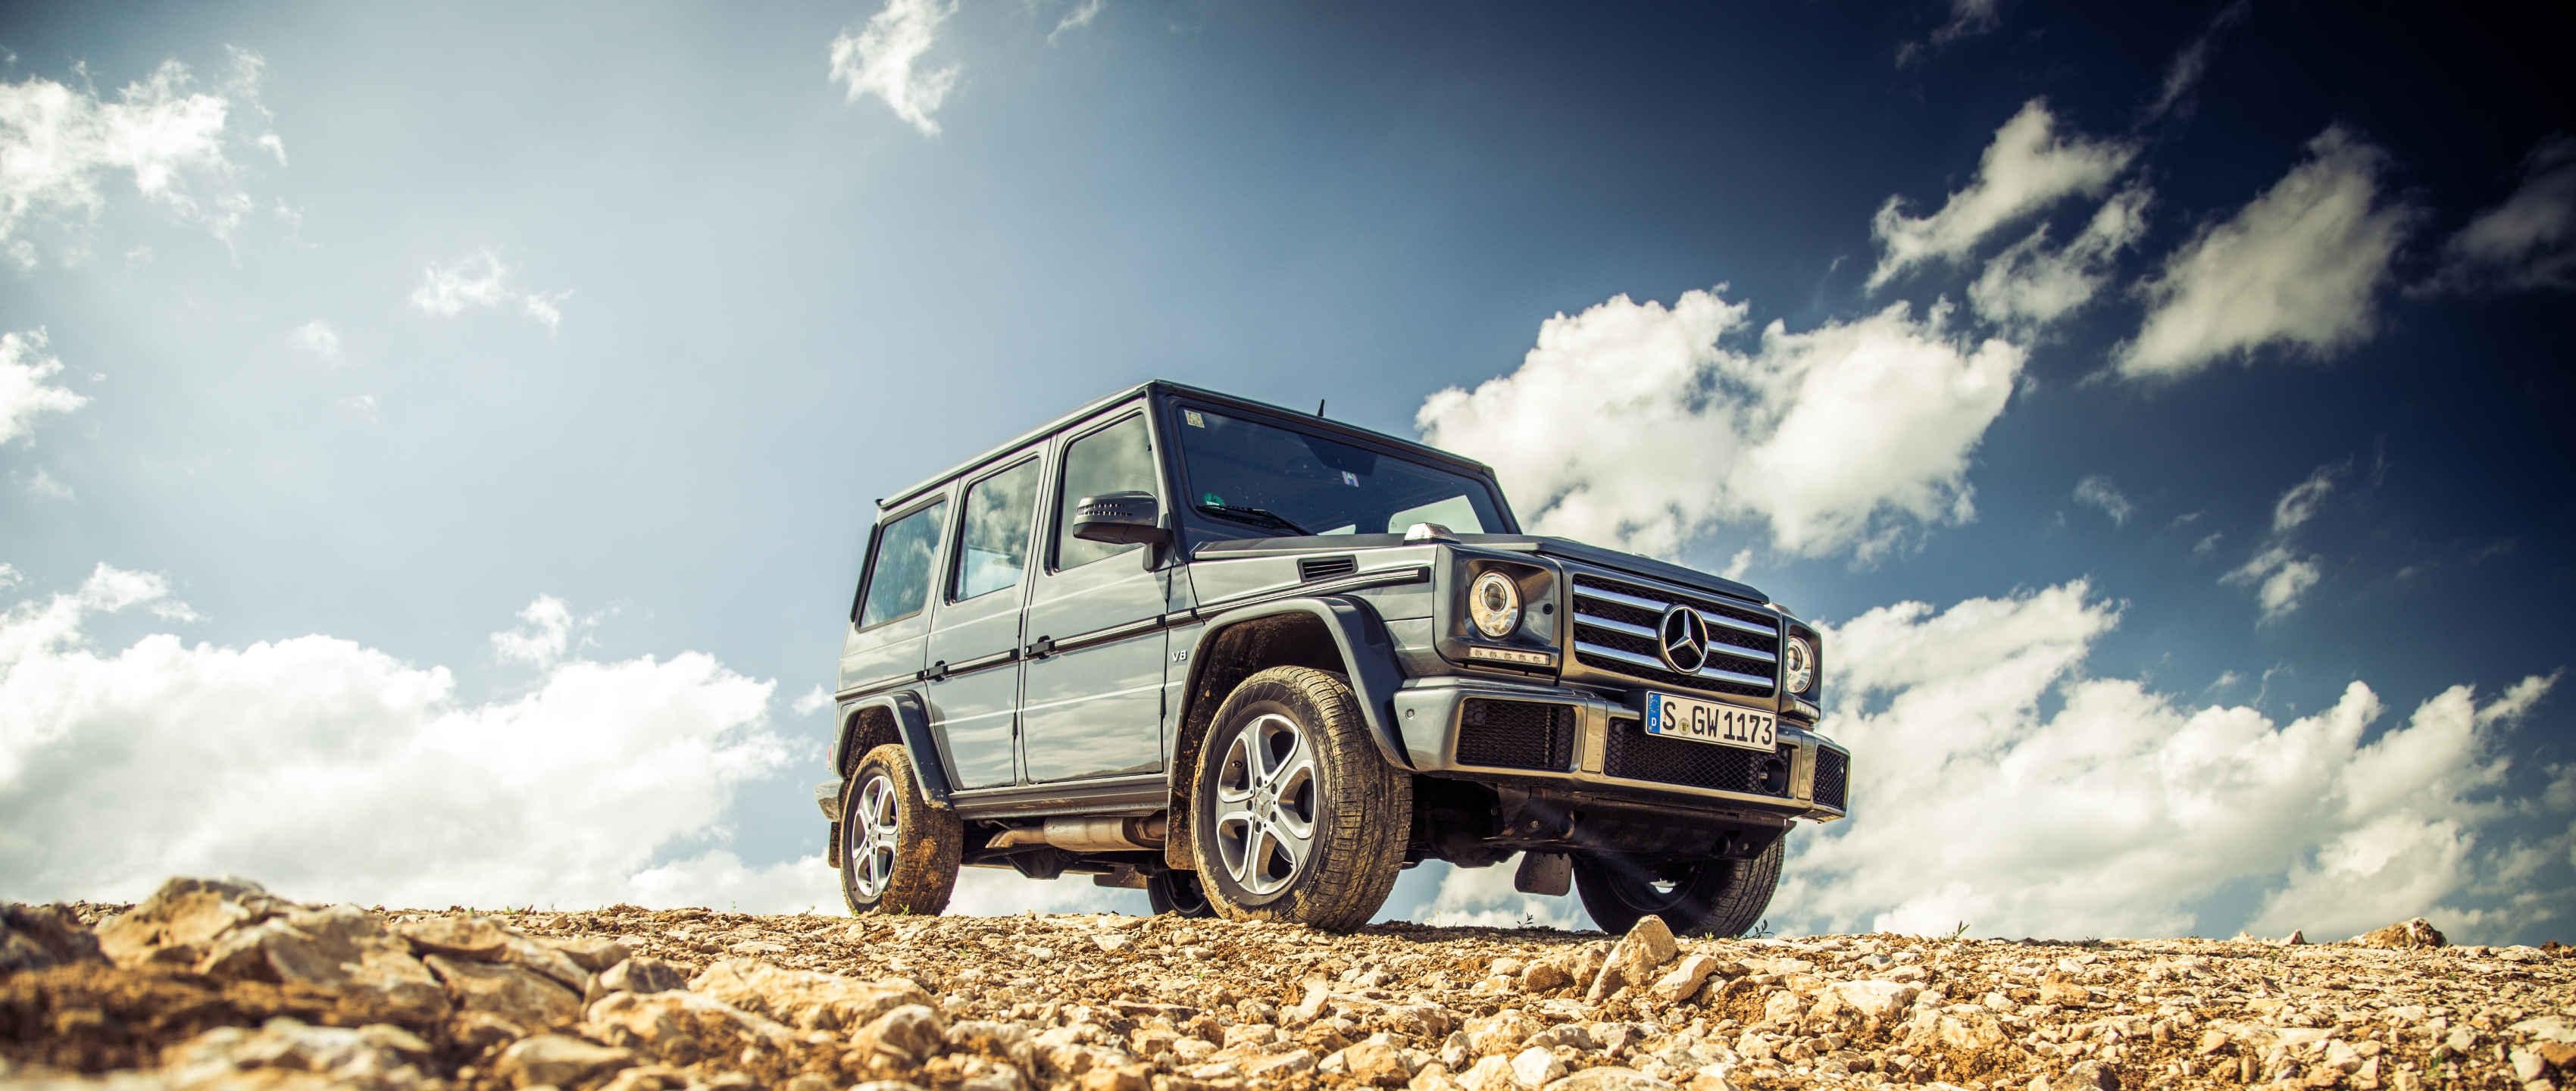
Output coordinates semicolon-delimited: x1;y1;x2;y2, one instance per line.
2219;461;2343;621
0;566;821;911
2224;545;2322;623
829;0;962;137
409;250;570;333
0;51;275;259
1869;101;2139;289
2119;128;2418;381
2;329;89;445
286;319;340;363
2427;136;2576;293
1418;290;2022;561
15;467;73;501
792;684;833;717
2071;474;2134;526
490;595;579;667
1776;580;2565;943
1968;186;2151;329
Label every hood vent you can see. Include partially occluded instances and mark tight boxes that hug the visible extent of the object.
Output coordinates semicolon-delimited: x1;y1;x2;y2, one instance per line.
1298;555;1358;582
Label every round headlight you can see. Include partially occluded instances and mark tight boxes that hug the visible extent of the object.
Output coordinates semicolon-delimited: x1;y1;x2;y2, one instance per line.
1468;571;1521;639
1783;636;1815;694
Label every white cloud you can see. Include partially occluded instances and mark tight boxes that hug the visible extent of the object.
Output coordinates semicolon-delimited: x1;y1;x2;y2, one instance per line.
1777;580;2566;943
1049;0;1105;45
2143;0;2249;121
336;394;379;423
0;52;277;260
2119;128;2418;381
1720;549;1755;582
2225;545;2322;624
286;319;340;363
2428;136;2576;293
791;683;832;717
16;467;73;501
1418;289;2022;561
1418;855;1589;930
1895;0;2000;66
2216;460;2343;622
491;594;579;667
409;250;570;333
1968;186;2151;329
1;329;89;446
829;0;962;137
2270;460;2342;533
1869;100;2139;289
2071;474;2133;525
0;566;827;911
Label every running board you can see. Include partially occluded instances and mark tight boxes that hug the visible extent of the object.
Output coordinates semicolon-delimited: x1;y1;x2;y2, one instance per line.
947;773;1166;820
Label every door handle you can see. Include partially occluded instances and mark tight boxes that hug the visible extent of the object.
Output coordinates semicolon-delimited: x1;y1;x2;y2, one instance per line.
1024;636;1055;659
921;660;949;681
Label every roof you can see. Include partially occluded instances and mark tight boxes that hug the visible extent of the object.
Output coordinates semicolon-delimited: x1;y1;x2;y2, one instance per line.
876;380;1499;511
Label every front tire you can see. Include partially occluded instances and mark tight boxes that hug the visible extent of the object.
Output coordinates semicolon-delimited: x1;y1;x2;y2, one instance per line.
840;743;962;917
1189;666;1408;932
1573;836;1785;937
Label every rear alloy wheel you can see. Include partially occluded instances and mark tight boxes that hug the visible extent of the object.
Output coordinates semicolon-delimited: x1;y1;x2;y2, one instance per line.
1573;835;1785;937
839;743;961;916
1190;666;1408;931
1146;870;1216;918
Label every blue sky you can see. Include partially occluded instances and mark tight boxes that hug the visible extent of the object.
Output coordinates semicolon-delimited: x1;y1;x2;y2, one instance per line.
4;1;2572;942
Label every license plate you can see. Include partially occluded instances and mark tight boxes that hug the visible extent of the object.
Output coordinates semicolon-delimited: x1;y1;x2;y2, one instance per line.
1643;692;1777;752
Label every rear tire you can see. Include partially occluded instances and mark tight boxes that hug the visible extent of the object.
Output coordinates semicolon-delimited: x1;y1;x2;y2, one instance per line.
1146;870;1216;918
1188;666;1409;932
839;743;962;917
1573;835;1784;937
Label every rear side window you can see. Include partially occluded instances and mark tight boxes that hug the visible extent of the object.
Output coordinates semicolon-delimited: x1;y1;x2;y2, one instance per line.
952;460;1039;601
1055;414;1157;571
858;501;946;629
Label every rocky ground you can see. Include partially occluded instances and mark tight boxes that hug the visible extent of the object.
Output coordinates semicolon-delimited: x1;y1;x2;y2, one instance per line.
3;879;2571;1091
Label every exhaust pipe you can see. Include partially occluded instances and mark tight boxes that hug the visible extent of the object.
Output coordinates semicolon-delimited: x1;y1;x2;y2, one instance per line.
986;815;1168;852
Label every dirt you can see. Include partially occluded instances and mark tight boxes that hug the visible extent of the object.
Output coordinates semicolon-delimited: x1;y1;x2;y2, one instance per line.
3;879;2571;1090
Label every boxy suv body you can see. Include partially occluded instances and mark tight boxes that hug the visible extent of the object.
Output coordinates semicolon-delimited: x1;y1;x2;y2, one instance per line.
818;381;1850;934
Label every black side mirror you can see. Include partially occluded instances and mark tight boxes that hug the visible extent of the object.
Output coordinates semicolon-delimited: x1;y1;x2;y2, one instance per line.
1071;492;1168;546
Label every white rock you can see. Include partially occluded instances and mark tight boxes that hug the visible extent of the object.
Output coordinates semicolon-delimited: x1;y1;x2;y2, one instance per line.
1511;1046;1567;1088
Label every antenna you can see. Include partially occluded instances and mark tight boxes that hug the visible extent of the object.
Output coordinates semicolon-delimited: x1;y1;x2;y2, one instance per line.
1316;399;1327;417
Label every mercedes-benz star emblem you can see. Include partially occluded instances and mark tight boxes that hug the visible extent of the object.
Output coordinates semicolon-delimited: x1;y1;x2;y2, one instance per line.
1658;605;1710;674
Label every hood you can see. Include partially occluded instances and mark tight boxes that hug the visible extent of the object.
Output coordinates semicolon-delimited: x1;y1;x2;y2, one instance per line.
1190;532;1768;605
1488;535;1768;605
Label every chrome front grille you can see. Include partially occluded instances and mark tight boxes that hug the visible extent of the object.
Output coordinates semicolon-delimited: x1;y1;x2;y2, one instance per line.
1570;573;1780;698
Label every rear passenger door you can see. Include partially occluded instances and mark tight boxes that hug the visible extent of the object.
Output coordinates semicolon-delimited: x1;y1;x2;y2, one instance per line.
1019;409;1171;783
924;449;1045;790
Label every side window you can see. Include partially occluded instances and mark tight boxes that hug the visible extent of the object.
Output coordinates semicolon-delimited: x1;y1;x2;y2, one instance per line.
1055;414;1158;571
952;460;1039;601
857;501;946;629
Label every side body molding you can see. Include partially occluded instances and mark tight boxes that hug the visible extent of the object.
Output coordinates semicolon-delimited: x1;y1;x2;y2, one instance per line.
1179;596;1416;773
832;690;956;807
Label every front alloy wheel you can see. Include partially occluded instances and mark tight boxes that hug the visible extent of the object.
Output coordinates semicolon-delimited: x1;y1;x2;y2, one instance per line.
1188;665;1408;932
839;743;961;916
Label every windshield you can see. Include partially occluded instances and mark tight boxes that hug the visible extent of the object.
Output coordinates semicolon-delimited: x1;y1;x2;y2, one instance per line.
1172;405;1510;538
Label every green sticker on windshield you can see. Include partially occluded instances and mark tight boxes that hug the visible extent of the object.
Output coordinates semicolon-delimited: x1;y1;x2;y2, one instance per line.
1202;492;1223;506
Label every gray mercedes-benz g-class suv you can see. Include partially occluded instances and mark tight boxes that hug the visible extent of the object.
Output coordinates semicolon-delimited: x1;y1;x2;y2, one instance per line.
818;381;1849;934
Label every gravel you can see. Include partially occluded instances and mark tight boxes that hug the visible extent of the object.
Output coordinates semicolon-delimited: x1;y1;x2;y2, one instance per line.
3;880;2571;1090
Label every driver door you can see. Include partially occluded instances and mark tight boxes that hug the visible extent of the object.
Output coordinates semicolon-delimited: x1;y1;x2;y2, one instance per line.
1018;408;1171;783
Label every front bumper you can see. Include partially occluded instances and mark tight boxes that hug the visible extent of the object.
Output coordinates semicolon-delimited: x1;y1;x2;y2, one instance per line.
1392;677;1850;821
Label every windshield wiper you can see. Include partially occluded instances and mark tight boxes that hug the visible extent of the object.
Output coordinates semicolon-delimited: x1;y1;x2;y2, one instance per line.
1194;503;1313;537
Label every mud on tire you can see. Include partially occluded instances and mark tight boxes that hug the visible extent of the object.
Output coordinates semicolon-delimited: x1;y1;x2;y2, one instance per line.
840;743;963;916
1187;665;1409;932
